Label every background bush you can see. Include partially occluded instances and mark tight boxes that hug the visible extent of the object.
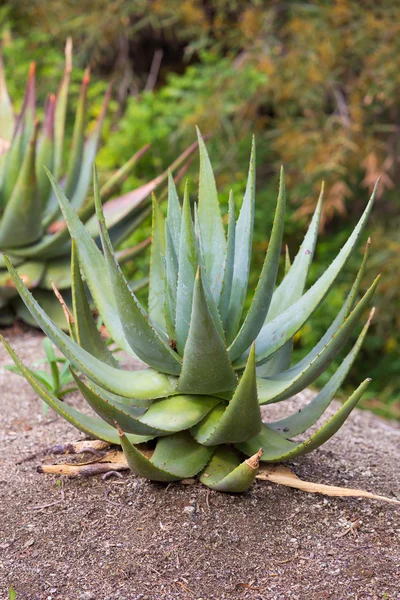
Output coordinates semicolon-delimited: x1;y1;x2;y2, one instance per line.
2;0;399;418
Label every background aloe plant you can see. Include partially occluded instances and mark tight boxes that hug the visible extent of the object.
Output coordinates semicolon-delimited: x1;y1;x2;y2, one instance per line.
2;132;379;492
0;40;194;327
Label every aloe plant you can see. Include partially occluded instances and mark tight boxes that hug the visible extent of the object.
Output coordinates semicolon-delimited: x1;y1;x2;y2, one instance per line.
0;40;193;327
2;132;379;492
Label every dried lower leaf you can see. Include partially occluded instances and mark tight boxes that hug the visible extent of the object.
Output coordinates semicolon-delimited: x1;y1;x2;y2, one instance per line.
257;464;400;505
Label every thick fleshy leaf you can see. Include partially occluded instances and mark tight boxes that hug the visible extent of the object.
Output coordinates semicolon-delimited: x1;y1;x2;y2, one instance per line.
45;167;135;355
69;86;111;212
234;183;378;368
151;432;214;477
1;337;152;445
148;196;167;331
164;219;179;340
267;185;323;323
166;170;181;256
118;429;211;481
219;192;236;330
224;139;255;344
64;68;89;199
139;394;222;432
0;124;42;248
257;187;323;377
258;237;370;384
191;344;261;445
267;312;373;437
236;378;371;461
175;183;198;354
176;269;237;394
71;240;118;366
199;446;261;492
71;371;160;437
194;205;226;341
3;255;177;399
19;62;36;152
196;128;226;302
94;171;181;375
53;38;72;181
256;274;379;404
228;167;286;362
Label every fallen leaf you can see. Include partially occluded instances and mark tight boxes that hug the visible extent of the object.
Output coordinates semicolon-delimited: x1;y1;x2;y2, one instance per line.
257;465;400;505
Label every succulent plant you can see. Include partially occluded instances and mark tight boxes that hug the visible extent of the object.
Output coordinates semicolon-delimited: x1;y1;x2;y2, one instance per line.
2;132;379;492
0;40;193;327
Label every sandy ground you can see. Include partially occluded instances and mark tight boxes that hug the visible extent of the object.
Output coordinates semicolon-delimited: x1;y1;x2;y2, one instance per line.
0;327;399;600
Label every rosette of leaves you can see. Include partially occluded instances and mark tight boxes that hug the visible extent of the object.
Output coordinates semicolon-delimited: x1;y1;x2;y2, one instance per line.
2;132;379;492
0;40;193;327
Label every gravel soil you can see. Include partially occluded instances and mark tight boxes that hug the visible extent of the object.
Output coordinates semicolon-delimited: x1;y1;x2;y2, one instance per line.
0;327;399;600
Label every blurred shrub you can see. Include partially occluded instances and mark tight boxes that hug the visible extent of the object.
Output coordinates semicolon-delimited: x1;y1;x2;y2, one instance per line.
2;0;400;416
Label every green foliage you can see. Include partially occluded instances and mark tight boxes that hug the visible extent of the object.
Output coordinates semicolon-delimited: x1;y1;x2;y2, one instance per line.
3;140;377;491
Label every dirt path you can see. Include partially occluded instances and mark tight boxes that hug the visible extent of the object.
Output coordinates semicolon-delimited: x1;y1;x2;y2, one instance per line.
0;328;399;600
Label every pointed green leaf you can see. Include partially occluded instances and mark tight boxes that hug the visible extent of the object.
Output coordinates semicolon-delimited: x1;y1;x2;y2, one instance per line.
64;68;88;199
20;62;36;151
139;394;222;432
118;430;180;482
166;170;181;256
69;87;111;211
219;192;236;329
196;128;226;302
225;139;255;343
94;169;181;375
148;196;167;331
191;344;261;445
237;378;371;461
266;184;324;324
53;38;72;180
71;240;118;366
257;274;379;404
3;255;177;400
164;219;179;340
0;124;42;248
234;183;378;368
229;167;286;362
199;446;261;492
35;94;55;206
175;183;198;354
194;205;226;341
45;167;135;355
257;186;323;377
177;269;237;394
267;313;373;437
